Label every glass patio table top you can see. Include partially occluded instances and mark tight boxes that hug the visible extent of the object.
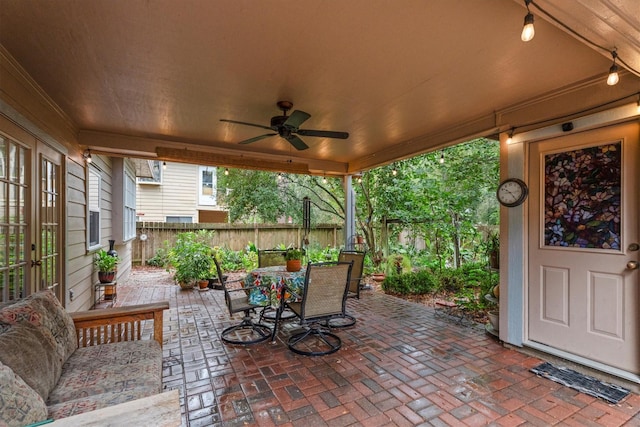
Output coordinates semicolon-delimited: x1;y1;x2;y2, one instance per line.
245;266;306;308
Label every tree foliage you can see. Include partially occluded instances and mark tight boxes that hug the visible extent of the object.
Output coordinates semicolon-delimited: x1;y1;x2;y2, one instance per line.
218;138;499;268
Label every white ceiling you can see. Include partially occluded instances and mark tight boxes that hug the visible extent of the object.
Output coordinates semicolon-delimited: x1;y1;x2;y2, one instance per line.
1;0;638;175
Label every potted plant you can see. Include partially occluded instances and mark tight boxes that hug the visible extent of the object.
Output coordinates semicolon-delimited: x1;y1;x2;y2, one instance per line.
285;248;303;272
169;232;212;290
94;249;120;299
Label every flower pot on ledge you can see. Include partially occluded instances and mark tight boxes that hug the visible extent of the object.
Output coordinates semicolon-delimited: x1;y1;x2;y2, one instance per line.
286;259;301;272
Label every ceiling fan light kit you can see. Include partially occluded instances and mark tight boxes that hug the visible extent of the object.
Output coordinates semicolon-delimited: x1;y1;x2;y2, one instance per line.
220;101;349;151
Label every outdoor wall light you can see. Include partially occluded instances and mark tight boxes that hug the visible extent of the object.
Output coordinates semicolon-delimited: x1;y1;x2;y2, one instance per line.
520;0;535;42
83;149;92;164
607;50;619;86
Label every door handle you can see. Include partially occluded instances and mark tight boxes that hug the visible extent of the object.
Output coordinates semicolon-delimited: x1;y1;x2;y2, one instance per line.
31;260;42;267
627;261;639;270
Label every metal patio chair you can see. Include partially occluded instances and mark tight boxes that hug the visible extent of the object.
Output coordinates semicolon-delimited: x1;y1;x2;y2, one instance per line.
285;261;353;356
326;249;365;328
213;257;272;345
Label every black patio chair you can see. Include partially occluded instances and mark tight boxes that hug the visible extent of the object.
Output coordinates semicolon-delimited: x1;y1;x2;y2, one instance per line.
213;257;272;345
327;250;365;328
285;261;353;356
256;248;297;324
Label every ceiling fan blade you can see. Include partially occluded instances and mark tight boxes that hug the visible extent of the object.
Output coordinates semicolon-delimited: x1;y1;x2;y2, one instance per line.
283;110;311;129
220;119;273;131
296;129;349;139
285;134;309;150
238;133;277;145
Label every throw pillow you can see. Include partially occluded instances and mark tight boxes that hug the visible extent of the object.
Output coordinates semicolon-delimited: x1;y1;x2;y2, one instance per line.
0;361;48;427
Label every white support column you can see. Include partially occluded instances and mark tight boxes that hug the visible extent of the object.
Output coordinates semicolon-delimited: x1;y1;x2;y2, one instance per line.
343;175;356;248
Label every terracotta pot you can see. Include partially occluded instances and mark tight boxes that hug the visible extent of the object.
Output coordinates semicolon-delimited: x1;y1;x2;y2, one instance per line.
372;273;386;283
286;259;301;272
198;279;209;290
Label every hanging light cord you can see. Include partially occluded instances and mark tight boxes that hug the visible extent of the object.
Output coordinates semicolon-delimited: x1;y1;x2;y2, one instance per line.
528;0;640;78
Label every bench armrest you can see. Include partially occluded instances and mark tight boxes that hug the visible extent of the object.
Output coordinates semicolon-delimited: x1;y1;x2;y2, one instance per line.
71;302;169;348
46;389;180;426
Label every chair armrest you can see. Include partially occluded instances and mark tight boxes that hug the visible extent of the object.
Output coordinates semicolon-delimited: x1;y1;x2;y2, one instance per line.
71;302;169;348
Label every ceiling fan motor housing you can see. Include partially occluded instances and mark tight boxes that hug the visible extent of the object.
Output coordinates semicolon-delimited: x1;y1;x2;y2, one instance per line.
270;115;289;128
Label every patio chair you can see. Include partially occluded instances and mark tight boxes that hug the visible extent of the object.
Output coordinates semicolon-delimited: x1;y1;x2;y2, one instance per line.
285;261;353;356
256;248;297;323
258;249;287;267
213;257;272;345
327;250;365;328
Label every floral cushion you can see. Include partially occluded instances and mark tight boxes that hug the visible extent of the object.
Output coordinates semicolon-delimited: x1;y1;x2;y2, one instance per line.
0;289;77;366
0;322;60;402
46;340;162;418
0;361;49;427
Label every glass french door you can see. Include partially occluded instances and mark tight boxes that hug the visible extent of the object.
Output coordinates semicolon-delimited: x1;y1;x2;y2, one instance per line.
0;134;62;302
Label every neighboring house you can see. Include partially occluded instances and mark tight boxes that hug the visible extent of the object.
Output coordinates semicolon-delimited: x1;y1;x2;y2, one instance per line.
136;160;228;224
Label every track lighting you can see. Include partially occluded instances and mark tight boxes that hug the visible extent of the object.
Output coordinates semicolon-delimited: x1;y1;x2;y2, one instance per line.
439;153;445;164
82;149;92;164
607;50;619;86
521;0;535;42
162;161;167;170
224;168;229;176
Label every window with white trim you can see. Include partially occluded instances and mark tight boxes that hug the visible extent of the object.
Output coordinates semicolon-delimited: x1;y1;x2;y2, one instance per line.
198;166;217;206
87;168;101;249
123;170;136;240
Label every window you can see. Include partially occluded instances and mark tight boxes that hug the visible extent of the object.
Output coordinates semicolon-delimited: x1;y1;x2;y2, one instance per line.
166;216;193;223
123;170;136;240
137;160;162;185
87;168;101;249
198;166;217;206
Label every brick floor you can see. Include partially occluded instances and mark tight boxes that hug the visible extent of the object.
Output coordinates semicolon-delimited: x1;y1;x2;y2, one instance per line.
115;268;640;426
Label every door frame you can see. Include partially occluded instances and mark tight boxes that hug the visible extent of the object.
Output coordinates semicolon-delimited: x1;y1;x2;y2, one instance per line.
499;101;639;383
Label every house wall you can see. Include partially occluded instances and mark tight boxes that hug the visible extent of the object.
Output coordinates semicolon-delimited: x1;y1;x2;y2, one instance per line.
136;162;227;222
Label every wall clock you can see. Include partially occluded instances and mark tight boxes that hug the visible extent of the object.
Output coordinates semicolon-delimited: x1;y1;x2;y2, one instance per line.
496;178;528;207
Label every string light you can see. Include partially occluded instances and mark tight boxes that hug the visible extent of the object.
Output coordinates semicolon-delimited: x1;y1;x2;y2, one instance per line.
521;0;535;42
356;174;363;183
322;175;327;184
506;130;514;144
637;95;640;113
607;50;619;86
439;153;445;164
277;172;283;180
83;149;92;164
224;168;229;176
391;164;397;176
162;161;167;170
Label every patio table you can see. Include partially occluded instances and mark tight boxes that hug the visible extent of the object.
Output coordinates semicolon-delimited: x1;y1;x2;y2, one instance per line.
245;266;306;341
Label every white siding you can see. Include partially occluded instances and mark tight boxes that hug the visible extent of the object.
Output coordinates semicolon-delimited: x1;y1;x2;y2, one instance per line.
136;162;199;221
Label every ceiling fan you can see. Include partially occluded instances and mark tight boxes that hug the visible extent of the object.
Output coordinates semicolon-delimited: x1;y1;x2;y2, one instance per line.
220;101;349;151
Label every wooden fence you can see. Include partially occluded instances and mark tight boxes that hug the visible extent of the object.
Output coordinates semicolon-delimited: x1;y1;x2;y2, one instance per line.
133;222;343;265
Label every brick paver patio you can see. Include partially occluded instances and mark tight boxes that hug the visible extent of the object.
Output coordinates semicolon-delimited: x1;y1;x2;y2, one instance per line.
114;268;639;426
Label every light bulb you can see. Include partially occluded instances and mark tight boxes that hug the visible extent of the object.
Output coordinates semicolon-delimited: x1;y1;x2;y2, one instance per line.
636;98;640;113
506;133;513;144
224;168;229;176
277;172;283;180
162;161;167;170
607;64;619;86
392;168;397;176
439;153;445;164
322;176;327;184
521;13;535;42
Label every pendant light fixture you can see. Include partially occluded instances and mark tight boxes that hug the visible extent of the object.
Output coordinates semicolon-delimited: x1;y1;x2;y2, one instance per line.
521;0;535;42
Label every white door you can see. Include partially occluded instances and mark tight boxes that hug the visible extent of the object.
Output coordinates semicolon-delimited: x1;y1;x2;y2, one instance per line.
528;121;639;373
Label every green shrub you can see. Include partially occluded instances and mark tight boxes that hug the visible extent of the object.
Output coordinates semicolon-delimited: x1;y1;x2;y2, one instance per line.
147;246;170;267
381;269;438;295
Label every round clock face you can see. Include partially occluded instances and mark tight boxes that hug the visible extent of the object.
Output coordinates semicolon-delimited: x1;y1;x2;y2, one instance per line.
497;178;528;207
